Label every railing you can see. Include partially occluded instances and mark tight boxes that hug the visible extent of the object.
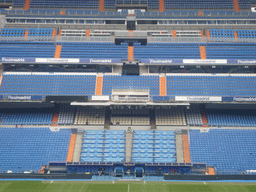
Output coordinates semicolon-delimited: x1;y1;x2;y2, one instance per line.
148;37;205;43
148;37;256;43
0;169;39;173
1;35;256;44
1;8;256;18
0;36;54;42
56;36;114;42
116;0;148;5
115;31;147;38
0;0;13;3
216;170;245;175
0;9;60;16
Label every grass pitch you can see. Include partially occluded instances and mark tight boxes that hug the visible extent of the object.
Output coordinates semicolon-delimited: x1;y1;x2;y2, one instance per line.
0;181;256;192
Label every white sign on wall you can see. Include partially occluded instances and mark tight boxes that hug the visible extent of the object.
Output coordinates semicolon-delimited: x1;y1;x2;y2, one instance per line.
175;96;222;102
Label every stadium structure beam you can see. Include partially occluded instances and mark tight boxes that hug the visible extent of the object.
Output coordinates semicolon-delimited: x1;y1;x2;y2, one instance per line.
70;102;190;106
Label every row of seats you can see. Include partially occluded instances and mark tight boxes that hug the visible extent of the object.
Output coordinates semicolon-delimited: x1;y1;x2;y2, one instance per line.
10;0;252;10
1;106;256;127
207;110;256;127
1;73;256;97
209;29;234;38
57;104;75;125
0;128;71;172
111;117;150;125
116;0;147;5
203;10;256;16
237;30;256;38
0;42;55;59
104;0;116;9
238;0;251;9
60;42;127;59
111;108;149;115
206;43;256;59
148;0;159;9
206;29;256;39
134;43;201;59
1;42;256;60
74;106;105;125
28;28;53;37
0;110;53;125
0;0;13;2
80;130;126;162
155;108;186;126
189;129;256;173
13;0;99;9
4;8;256;17
186;107;203;126
0;28;53;37
102;75;159;97
164;0;236;9
166;74;256;96
132;131;177;163
0;73;96;95
0;28;25;37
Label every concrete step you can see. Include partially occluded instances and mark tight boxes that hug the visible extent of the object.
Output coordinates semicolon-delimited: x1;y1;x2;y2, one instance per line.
125;131;133;162
72;132;83;162
176;133;184;163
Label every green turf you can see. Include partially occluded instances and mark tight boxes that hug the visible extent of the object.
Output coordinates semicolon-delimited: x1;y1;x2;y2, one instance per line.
0;181;256;192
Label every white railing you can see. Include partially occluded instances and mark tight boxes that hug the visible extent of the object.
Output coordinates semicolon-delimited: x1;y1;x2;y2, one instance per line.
148;37;256;43
115;31;147;38
0;36;54;42
56;36;114;42
1;35;256;44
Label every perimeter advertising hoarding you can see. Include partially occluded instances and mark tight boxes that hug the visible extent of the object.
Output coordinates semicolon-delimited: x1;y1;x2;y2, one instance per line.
46;96;88;102
7;95;42;100
175;96;222;102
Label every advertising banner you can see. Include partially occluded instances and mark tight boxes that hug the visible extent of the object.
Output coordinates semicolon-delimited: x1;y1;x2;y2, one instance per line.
175;96;222;102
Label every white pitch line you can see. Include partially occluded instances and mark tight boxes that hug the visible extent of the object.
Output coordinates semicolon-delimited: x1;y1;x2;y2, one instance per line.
203;182;206;185
128;184;130;192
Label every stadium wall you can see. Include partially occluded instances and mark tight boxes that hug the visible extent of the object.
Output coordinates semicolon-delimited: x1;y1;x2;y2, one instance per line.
164;175;256;180
0;173;92;180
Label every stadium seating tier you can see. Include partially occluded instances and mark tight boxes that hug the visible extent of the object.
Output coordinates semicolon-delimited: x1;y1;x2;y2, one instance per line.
0;128;71;172
189;129;256;173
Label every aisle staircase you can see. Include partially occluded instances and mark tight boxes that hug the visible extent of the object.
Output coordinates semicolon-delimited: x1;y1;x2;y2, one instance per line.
175;130;184;162
23;0;31;11
182;131;191;163
72;132;84;162
233;0;240;12
159;0;165;12
149;108;156;129
125;131;133;162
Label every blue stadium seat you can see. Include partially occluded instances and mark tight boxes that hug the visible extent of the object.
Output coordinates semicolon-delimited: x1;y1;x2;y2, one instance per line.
0;128;71;172
189;129;256;173
102;75;159;97
164;0;234;9
0;109;53;125
207;110;256;127
0;28;26;37
80;130;126;162
60;42;128;59
0;42;55;58
134;43;201;60
166;75;256;97
206;43;256;59
0;73;96;96
27;0;99;9
132;131;177;163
